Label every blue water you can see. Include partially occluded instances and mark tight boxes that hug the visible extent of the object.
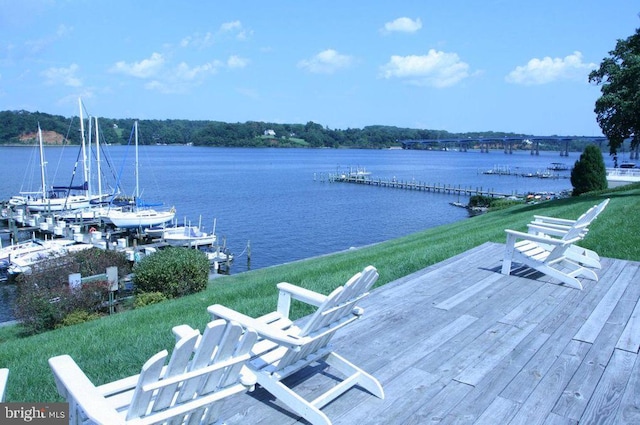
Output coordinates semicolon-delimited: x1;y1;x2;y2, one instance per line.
1;145;600;322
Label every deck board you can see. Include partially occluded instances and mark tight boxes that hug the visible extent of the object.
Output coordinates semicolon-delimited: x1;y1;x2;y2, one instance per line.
214;242;640;424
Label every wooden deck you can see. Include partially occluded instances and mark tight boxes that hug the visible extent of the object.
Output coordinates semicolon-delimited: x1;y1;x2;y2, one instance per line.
218;242;640;424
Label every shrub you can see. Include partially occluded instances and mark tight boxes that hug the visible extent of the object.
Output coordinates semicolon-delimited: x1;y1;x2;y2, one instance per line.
134;291;168;308
14;286;64;335
469;195;493;208
570;145;607;196
72;248;132;279
57;310;101;328
132;248;209;298
468;195;522;210
12;248;129;335
14;280;111;335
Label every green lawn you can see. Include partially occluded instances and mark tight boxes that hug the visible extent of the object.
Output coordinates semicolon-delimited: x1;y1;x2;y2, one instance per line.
1;183;639;402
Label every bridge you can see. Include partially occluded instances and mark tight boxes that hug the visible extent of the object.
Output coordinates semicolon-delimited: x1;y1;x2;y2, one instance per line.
400;136;613;157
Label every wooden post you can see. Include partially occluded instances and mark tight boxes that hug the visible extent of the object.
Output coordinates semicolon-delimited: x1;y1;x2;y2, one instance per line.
246;240;251;270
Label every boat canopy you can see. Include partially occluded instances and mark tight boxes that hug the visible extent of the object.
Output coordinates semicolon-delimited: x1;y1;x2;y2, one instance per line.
53;182;89;191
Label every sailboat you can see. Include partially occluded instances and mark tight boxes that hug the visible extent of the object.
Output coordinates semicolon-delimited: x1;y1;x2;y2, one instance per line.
56;100;119;220
102;121;175;228
11;124;96;212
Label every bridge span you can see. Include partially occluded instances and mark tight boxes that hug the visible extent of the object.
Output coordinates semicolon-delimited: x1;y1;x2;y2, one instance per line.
400;136;610;156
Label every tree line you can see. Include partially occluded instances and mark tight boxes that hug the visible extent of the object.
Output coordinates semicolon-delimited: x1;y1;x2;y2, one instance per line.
0;110;529;149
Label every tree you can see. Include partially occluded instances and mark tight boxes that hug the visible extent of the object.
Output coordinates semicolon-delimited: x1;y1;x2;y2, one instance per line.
570;145;608;196
589;26;640;155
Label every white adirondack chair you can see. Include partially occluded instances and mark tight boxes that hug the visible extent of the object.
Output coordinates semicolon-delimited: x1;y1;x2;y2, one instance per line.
206;265;384;425
0;368;8;402
527;199;609;268
502;220;599;290
49;319;258;425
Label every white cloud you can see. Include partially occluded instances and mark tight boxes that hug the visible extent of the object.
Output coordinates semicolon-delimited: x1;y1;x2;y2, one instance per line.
180;33;214;48
41;63;82;87
215;20;251;42
179;21;251;49
505;51;596;85
381;17;422;34
140;60;226;93
380;49;470;87
175;61;222;80
110;42;248;93
220;20;242;33
227;55;249;69
111;52;165;78
298;49;353;74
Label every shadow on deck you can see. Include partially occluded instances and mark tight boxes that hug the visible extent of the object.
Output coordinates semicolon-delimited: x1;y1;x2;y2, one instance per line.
220;242;640;424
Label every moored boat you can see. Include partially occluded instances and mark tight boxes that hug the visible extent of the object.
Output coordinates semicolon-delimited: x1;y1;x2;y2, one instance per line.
162;225;216;247
101;121;175;228
6;239;92;276
606;167;640;187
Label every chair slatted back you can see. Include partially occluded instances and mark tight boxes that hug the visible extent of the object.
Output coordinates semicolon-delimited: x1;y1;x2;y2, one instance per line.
125;320;257;424
545;221;591;263
276;266;378;372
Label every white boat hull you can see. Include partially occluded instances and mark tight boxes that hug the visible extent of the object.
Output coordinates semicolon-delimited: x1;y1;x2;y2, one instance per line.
606;168;640;188
6;239;90;276
105;209;176;228
26;195;94;212
162;225;216;247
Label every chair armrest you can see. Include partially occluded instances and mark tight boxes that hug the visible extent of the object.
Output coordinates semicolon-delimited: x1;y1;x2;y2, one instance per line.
527;223;570;237
532;215;576;226
528;222;589;236
208;304;307;349
505;229;580;246
48;355;124;424
277;282;327;307
275;282;327;318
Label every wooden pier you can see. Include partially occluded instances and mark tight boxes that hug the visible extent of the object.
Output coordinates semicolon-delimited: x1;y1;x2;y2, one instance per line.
328;174;515;198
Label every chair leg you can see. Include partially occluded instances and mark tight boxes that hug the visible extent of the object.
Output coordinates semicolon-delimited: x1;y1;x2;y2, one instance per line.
501;255;513;276
536;264;583;290
325;352;384;400
256;373;332;425
502;236;516;275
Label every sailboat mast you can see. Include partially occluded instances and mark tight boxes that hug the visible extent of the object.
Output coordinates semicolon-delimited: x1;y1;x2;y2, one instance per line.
135;120;139;200
88;115;93;195
37;123;47;199
78;98;89;197
95;117;103;199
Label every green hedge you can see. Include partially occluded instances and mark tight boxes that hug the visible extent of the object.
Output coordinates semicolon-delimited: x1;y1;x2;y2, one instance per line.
132;248;210;298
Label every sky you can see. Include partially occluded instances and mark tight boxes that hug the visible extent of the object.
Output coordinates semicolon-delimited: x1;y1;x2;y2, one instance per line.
0;1;638;137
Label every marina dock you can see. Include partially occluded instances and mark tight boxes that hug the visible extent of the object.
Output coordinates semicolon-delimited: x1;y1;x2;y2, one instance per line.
326;173;516;198
0;203;236;279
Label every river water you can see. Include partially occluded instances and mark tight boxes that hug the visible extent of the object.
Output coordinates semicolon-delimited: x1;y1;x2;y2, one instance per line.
0;145;604;321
